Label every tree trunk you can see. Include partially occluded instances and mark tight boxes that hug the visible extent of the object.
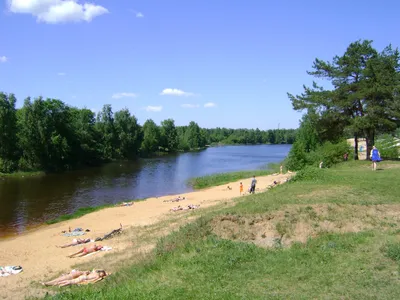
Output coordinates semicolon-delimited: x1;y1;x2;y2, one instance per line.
354;135;359;160
365;130;375;161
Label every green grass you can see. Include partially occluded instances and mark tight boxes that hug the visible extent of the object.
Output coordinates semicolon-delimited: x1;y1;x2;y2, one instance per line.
42;160;400;299
0;170;45;178
45;199;146;225
188;164;280;189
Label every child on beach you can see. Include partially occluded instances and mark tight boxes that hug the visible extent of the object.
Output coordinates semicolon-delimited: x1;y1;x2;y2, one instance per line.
240;182;243;195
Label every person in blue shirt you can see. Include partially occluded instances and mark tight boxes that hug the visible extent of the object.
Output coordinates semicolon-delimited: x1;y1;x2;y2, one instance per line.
370;145;381;171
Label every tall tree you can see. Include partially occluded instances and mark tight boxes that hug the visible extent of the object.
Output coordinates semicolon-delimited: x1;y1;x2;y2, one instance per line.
160;119;178;152
288;40;400;160
0;92;18;172
141;119;160;155
96;104;117;160
114;109;142;159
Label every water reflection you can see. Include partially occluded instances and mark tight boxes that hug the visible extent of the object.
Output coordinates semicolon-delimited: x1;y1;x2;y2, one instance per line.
0;144;291;236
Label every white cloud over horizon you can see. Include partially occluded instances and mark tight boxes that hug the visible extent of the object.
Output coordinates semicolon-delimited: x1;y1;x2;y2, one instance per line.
57;72;66;76
181;103;200;108
112;92;137;99
8;0;109;24
145;105;162;112
204;102;216;108
160;88;194;97
136;12;144;18
0;56;8;63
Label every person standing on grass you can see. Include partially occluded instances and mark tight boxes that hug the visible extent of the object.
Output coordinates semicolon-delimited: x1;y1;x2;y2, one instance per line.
239;182;243;195
250;176;257;194
370;145;381;171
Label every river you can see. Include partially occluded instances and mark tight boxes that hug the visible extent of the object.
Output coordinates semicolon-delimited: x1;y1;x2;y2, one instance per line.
0;144;291;237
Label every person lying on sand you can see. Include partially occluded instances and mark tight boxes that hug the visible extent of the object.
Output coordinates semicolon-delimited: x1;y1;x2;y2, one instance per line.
68;244;103;258
116;202;133;207
267;181;281;189
170;204;200;212
58;238;91;248
163;196;186;203
42;270;90;286
44;270;109;287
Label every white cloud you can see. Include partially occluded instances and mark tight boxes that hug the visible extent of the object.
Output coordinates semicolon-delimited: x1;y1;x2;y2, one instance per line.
145;105;162;112
0;56;8;63
57;72;66;76
181;103;200;108
204;102;216;108
136;12;144;18
8;0;109;24
160;88;194;97
112;92;137;99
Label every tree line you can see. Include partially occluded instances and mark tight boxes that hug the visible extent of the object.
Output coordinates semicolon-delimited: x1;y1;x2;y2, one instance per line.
0;93;296;173
286;39;400;169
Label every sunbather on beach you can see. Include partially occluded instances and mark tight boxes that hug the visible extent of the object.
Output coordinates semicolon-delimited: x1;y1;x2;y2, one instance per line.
163;196;186;203
116;202;133;207
42;270;90;286
58;238;91;248
57;270;109;287
170;204;200;211
68;244;103;258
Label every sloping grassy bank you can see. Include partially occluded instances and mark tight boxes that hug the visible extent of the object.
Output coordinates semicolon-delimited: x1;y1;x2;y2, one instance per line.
188;163;280;189
43;161;400;299
45;199;145;225
0;171;45;178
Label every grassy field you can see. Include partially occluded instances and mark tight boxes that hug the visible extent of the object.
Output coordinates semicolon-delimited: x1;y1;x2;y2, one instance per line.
188;163;280;189
45;199;145;225
41;160;400;300
0;171;45;178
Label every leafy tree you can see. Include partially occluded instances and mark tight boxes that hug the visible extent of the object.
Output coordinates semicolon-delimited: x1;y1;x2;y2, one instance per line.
0;92;18;172
114;109;142;159
141;119;161;155
185;121;203;149
96;104;117;161
288;40;400;160
160;119;178;152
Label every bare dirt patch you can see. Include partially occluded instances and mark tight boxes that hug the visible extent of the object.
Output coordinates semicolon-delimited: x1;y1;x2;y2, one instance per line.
211;204;400;248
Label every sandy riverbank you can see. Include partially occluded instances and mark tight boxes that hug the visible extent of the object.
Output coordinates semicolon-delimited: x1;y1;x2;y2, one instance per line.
0;173;292;299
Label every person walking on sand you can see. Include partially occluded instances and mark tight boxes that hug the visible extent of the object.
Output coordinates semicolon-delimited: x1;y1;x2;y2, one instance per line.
250;176;257;194
280;165;283;174
239;182;243;195
370;145;381;171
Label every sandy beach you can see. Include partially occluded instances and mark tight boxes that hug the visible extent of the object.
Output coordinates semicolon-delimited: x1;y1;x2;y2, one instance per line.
0;173;292;299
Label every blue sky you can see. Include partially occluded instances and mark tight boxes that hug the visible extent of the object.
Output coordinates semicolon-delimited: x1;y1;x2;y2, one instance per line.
0;0;399;130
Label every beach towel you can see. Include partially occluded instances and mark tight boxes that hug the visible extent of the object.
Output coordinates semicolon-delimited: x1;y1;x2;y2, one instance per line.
0;266;23;277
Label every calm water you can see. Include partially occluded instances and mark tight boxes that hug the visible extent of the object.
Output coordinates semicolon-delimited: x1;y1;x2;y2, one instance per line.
0;145;291;237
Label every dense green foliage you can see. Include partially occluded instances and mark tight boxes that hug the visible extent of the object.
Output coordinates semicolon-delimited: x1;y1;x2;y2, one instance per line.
0;92;296;174
288;40;400;161
285;112;351;170
45;161;400;300
285;40;400;169
375;134;400;159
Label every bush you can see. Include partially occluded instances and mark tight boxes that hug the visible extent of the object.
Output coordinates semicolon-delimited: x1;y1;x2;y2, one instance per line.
286;140;351;170
375;134;399;159
0;158;17;173
292;166;326;182
317;140;351;167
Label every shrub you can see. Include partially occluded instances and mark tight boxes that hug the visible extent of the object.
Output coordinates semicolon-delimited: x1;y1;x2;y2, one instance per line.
375;134;399;159
286;139;351;170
